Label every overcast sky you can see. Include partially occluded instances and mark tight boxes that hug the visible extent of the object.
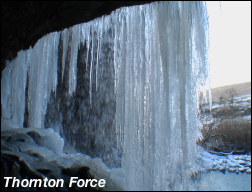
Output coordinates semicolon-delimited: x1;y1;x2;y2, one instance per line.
207;1;251;88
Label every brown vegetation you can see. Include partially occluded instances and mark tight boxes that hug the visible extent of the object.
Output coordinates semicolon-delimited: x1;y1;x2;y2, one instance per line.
198;119;251;154
198;82;251;155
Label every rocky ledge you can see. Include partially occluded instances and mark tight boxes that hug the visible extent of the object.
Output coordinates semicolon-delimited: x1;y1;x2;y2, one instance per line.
1;121;105;191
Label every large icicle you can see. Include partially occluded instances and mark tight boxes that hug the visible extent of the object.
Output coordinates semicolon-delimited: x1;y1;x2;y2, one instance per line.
68;25;81;95
1;51;29;127
61;29;70;83
110;2;209;190
27;32;60;128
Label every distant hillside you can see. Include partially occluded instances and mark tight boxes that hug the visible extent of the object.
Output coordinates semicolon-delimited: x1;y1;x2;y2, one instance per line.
211;82;251;103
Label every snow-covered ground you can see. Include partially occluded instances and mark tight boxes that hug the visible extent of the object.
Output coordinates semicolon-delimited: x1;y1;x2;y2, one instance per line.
198;149;251;174
204;93;251;114
195;148;251;190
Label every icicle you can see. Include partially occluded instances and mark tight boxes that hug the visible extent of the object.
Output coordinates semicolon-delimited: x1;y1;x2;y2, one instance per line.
61;29;70;83
1;51;29;127
89;26;95;106
25;32;60;128
95;19;103;91
68;25;81;95
84;27;90;72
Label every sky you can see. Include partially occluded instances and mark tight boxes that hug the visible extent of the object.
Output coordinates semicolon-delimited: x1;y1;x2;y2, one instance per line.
207;1;251;88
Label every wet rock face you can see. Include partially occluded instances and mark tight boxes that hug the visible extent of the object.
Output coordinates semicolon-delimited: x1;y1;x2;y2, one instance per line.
1;1;153;74
44;32;120;168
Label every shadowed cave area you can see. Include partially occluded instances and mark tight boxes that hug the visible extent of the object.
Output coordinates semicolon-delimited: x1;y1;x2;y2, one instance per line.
1;1;153;75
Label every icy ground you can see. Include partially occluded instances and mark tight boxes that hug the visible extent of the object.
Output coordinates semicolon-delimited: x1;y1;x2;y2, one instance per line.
198;148;251;174
196;171;251;191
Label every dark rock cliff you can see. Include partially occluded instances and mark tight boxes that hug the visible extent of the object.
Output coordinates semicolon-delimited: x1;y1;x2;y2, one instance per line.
1;1;154;75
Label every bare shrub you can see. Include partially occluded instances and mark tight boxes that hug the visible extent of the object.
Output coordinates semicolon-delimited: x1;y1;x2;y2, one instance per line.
198;119;251;154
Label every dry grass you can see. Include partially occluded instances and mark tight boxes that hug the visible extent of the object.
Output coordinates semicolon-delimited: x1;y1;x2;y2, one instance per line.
198;119;251;154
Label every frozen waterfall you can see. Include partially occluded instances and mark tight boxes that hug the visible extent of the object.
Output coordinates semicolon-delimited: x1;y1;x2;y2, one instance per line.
1;2;209;191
